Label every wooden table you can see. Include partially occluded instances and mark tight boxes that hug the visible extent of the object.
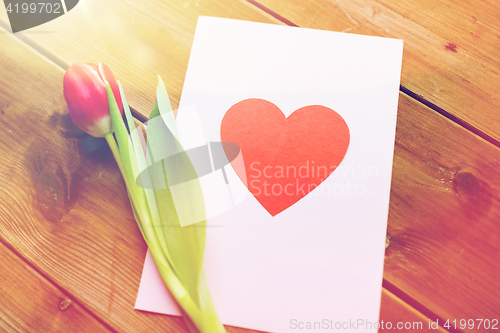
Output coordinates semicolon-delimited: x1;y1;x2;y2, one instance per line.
0;0;498;332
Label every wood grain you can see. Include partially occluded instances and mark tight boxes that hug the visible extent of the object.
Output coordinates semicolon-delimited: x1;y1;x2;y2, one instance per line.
0;240;111;333
0;17;442;333
0;0;499;332
0;30;190;333
0;0;281;121
380;289;448;332
254;0;500;143
386;92;500;331
0;2;278;330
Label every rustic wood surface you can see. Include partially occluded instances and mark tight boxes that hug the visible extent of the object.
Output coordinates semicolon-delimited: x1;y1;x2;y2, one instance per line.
0;0;498;332
0;240;111;333
379;289;447;332
387;92;500;331
255;0;500;144
0;0;281;120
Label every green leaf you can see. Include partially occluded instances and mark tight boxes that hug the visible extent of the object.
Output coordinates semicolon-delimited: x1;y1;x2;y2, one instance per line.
109;79;224;332
106;82;151;229
144;76;206;307
116;82;152;242
119;81;148;181
106;82;130;172
119;82;181;272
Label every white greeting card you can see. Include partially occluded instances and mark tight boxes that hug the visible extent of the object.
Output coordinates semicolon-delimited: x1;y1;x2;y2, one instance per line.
135;16;403;333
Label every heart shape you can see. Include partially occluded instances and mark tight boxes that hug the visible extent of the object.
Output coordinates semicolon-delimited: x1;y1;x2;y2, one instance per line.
221;98;350;216
4;0;79;33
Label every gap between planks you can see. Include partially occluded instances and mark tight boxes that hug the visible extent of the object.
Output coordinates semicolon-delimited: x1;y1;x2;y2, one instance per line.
244;0;500;153
0;22;128;333
0;20;149;123
0;223;120;333
0;11;453;333
4;0;496;153
242;1;472;332
382;280;460;333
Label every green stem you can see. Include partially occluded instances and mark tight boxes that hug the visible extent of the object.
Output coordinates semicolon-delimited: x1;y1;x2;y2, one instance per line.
104;133;225;333
105;133;127;180
105;133;149;225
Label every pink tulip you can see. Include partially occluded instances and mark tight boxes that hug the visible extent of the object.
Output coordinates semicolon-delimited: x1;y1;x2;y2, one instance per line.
63;62;123;137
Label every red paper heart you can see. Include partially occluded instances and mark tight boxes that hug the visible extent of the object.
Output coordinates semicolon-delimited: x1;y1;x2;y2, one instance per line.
221;98;350;216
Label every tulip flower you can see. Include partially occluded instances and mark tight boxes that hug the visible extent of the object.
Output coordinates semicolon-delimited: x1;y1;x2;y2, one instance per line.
63;60;225;332
63;62;123;137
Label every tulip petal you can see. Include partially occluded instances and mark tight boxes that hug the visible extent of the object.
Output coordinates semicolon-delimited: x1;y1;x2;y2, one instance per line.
86;63;99;73
99;62;123;114
63;62;111;137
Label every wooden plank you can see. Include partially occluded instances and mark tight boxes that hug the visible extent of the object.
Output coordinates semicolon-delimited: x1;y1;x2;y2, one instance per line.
380;289;448;332
0;0;281;121
0;241;111;333
254;0;500;143
0;22;310;333
385;92;500;331
0;30;192;333
0;17;445;333
0;2;276;331
248;1;500;327
1;0;499;332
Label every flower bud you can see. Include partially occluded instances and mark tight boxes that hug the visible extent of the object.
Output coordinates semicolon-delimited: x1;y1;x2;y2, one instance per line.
63;62;123;137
